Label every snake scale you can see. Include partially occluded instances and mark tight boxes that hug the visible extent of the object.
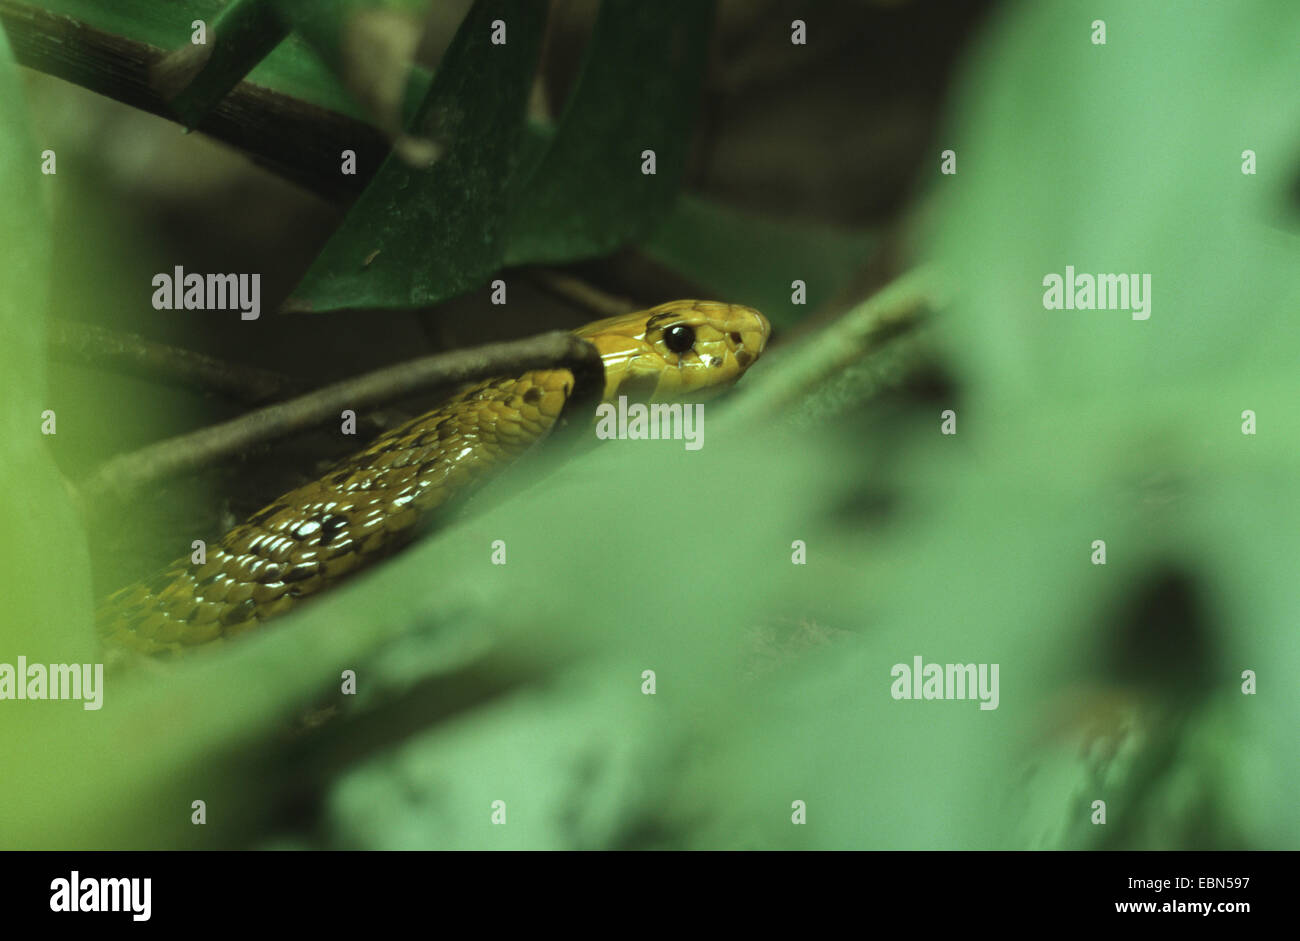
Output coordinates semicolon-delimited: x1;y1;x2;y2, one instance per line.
97;300;771;657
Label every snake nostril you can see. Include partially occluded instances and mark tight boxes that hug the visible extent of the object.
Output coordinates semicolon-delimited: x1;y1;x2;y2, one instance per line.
729;332;742;344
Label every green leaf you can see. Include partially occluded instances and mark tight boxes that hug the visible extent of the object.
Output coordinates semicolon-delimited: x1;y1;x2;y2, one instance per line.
287;0;544;311
325;666;674;849
0;23;93;663
0;19;98;847
504;0;715;265
911;0;1300;847
924;0;1300;408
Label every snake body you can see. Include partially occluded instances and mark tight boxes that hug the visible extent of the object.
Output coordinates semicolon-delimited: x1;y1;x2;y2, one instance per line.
97;300;770;657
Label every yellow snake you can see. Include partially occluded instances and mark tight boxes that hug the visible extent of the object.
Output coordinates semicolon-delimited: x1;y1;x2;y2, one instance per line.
97;300;771;657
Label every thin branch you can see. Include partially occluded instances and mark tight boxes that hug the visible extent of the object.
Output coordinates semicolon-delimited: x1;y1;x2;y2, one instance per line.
79;330;605;502
722;265;944;425
0;0;386;200
526;267;637;319
48;320;300;405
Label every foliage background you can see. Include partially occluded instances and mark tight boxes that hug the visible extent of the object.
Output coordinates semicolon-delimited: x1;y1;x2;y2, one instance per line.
0;0;1296;849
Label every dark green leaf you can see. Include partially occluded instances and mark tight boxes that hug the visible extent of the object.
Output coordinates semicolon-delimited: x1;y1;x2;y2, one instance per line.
287;0;544;311
158;0;291;128
503;0;715;265
36;0;361;116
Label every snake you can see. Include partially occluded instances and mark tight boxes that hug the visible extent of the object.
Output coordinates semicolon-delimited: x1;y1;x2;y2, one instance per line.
97;300;771;658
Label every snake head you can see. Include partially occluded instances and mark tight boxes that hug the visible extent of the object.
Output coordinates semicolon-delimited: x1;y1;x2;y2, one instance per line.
574;299;771;403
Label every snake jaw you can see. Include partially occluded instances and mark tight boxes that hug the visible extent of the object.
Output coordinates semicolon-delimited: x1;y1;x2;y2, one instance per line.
575;299;770;403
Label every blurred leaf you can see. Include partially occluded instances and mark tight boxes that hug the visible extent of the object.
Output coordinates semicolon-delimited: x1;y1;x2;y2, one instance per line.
924;0;1300;408
910;0;1300;847
0;24;93;662
1182;474;1300;848
503;0;715;265
0;19;97;847
325;665;675;849
271;0;433;149
287;0;543;311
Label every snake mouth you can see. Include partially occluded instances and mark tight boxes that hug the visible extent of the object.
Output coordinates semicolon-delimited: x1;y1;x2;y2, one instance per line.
741;306;772;359
718;303;770;379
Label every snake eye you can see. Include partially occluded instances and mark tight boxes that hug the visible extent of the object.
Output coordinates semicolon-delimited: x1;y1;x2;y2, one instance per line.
663;324;695;354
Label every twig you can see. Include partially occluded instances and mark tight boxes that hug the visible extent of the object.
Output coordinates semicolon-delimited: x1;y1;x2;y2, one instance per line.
0;0;386;201
526;267;636;319
48;320;299;405
80;330;605;502
722;265;944;425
